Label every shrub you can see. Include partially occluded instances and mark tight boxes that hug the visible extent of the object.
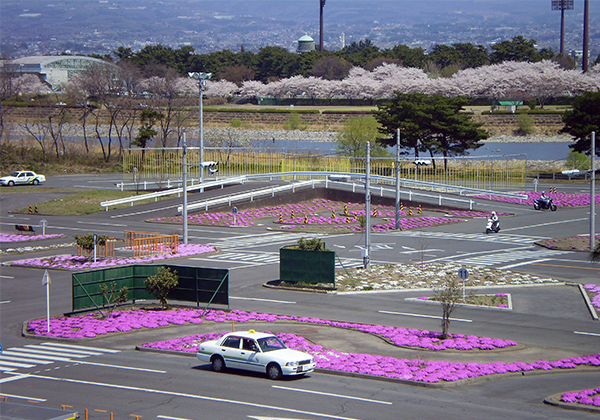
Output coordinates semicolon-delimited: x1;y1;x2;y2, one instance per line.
145;267;179;309
297;237;328;251
516;113;535;135
283;112;308;131
73;234;109;251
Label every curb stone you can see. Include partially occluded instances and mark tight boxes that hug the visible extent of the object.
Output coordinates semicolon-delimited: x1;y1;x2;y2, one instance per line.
544;392;600;414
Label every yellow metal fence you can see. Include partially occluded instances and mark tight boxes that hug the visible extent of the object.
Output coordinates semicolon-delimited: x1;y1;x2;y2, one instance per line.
123;147;527;191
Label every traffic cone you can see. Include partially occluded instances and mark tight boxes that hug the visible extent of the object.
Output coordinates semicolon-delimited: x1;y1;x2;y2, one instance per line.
344;205;349;216
331;209;336;219
418;204;422;214
28;205;33;214
409;207;413;216
278;214;283;223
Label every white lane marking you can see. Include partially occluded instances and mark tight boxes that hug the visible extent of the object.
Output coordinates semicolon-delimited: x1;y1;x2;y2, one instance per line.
41;343;120;353
272;385;392;405
0;391;46;401
501;217;589;232
110;204;180;218
0;275;14;278
230;297;296;304
24;345;101;356
0;366;17;371
574;331;600;337
74;361;166;373
0;300;11;304
379;310;473;323
11;373;361;420
77;221;127;227
499;258;552;269
157;417;195;420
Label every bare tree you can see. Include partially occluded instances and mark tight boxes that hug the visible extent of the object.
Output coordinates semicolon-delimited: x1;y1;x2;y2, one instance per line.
433;277;462;339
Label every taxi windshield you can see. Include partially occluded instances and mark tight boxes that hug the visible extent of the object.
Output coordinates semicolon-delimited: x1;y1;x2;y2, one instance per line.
257;336;287;352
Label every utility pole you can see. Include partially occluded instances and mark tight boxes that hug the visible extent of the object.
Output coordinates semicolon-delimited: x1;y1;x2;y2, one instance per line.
395;128;401;230
319;0;326;51
364;141;371;269
591;131;596;251
182;133;188;245
583;0;589;72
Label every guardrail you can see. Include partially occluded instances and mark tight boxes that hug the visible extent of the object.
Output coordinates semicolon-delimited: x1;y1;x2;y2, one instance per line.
101;176;246;210
102;171;528;212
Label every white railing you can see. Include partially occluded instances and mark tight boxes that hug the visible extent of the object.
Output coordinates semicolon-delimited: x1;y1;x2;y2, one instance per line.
101;171;528;212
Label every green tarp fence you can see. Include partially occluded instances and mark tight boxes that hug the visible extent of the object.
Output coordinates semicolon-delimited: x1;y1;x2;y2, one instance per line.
279;247;335;284
72;264;229;311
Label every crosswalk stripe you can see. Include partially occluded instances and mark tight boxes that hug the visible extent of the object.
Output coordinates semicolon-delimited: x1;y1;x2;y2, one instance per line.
1;350;72;362
23;344;102;356
212;232;327;250
41;342;120;354
447;249;567;266
8;348;89;359
390;230;545;245
0;343;118;373
0;360;35;368
0;355;54;364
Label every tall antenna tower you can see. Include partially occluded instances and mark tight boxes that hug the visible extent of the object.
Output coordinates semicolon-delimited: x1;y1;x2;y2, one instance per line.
320;0;326;51
551;0;574;56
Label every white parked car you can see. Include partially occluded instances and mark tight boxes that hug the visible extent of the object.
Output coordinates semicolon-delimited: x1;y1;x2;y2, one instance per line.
0;171;46;186
196;330;316;380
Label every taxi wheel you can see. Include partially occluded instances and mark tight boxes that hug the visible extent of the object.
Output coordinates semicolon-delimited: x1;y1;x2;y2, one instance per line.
32;179;39;185
8;181;14;186
211;356;225;372
267;363;282;380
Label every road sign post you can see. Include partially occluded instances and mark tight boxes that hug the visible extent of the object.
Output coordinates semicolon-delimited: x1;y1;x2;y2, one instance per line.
232;206;238;226
458;268;469;302
42;269;52;332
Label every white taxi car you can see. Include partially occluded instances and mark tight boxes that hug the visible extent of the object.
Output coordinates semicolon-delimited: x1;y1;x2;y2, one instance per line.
196;330;316;380
0;171;46;186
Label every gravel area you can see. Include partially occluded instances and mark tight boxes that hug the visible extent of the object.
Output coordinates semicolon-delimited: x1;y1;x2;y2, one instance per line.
336;261;562;293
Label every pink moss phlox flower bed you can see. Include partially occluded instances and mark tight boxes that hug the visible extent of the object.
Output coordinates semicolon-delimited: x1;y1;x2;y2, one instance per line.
561;387;600;407
11;244;215;270
27;308;515;351
584;284;600;311
0;233;65;243
153;199;463;232
473;191;600;208
141;330;600;384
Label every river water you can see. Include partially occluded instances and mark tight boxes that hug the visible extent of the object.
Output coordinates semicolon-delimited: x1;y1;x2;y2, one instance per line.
250;139;573;161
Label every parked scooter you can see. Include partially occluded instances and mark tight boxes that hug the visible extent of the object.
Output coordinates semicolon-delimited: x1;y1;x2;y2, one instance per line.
485;211;501;234
533;193;557;211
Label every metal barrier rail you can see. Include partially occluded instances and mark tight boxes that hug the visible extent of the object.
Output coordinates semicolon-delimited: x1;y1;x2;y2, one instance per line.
101;176;247;210
132;235;179;258
124;230;162;249
177;180;316;212
77;239;116;258
103;171;528;212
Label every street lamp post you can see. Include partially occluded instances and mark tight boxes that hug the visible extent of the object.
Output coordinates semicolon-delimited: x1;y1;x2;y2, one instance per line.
182;133;188;245
188;72;212;183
